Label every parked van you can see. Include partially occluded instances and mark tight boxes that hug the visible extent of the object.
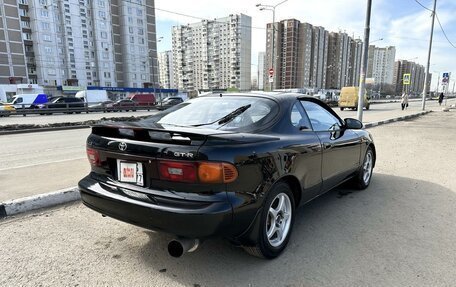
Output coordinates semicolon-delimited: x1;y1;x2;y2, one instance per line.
75;90;108;104
128;93;156;108
10;93;48;109
338;87;370;111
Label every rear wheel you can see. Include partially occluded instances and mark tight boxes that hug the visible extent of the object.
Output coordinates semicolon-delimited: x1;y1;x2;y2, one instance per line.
340;107;344;111
352;146;374;190
243;182;295;259
365;104;370;110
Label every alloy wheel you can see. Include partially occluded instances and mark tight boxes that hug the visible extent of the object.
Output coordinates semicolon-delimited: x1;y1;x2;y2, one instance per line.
266;193;292;247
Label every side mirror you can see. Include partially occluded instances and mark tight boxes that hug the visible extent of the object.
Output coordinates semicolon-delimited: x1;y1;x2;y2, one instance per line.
344;118;363;129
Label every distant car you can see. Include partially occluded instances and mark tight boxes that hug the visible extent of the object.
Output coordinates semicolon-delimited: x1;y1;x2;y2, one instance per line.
157;97;184;110
79;93;376;259
89;100;114;112
128;93;156;109
41;97;85;114
0;103;16;117
10;93;48;109
112;99;137;111
338;87;370;111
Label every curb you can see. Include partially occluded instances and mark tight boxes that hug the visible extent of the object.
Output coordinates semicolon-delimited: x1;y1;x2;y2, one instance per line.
0;125;90;136
0;110;433;219
0;187;80;219
364;110;432;128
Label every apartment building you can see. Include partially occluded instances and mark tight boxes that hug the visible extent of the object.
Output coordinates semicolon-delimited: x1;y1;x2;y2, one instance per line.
172;14;251;91
266;19;361;91
0;0;34;84
158;50;173;89
257;51;265;90
326;32;358;89
0;0;158;88
367;45;396;85
393;60;431;95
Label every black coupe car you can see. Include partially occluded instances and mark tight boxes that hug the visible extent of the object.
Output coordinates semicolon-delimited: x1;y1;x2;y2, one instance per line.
78;93;376;259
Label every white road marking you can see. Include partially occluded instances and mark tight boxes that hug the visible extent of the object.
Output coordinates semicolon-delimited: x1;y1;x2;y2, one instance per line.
0;157;87;172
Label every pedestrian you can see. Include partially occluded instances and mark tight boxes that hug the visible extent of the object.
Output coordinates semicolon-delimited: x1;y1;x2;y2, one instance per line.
438;92;444;106
401;92;409;110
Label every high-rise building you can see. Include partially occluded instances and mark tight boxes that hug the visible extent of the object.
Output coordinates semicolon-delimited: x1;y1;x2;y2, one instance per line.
266;19;361;91
257;51;265;90
367;45;396;85
0;0;158;88
172;14;252;91
0;0;34;84
158;50;173;89
310;26;328;89
393;60;431;95
326;32;358;89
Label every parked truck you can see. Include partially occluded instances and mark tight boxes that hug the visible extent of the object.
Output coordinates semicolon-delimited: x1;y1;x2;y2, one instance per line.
75;90;109;104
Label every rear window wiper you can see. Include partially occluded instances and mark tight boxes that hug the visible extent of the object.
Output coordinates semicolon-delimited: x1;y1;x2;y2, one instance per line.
190;104;252;127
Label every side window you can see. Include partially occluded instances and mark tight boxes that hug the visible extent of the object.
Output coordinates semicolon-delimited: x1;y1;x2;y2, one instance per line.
301;100;342;131
16;97;23;104
290;102;311;130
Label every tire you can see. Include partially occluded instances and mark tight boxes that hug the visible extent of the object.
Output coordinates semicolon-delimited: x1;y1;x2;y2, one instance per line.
365;104;370;110
243;182;295;259
340;107;344;111
352;146;374;190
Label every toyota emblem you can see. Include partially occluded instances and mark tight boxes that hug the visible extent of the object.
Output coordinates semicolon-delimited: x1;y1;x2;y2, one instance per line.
118;142;127;151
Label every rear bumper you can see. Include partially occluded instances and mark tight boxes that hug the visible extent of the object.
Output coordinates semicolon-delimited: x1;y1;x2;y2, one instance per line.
78;175;234;238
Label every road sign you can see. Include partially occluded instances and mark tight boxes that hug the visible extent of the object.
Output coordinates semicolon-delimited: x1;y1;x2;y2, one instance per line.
268;75;274;83
268;68;274;77
403;73;411;85
442;72;450;85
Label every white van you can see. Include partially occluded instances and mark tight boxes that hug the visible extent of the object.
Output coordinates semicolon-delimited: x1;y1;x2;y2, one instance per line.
11;93;48;109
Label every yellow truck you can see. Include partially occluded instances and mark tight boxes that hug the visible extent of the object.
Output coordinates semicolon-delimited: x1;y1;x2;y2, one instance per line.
338;86;370;111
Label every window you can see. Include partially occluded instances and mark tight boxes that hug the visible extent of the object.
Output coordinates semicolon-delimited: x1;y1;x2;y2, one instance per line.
129;36;134;43
98;11;106;18
104;72;110;78
43;34;51;42
98;0;105;7
137;19;143;25
44;46;52;54
138;37;144;44
127;7;132;14
41;22;50;30
290;102;311;130
129;27;134;34
40;10;49;17
100;31;107;39
137;8;142;16
141;74;146;80
300;100;342;131
48;69;56;75
138;28;144;35
102;52;109;59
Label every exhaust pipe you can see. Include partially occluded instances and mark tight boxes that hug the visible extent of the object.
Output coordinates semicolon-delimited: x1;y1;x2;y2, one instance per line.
167;238;200;258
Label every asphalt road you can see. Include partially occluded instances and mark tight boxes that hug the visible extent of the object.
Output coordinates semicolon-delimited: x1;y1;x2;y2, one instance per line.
0;110;455;286
0;129;90;201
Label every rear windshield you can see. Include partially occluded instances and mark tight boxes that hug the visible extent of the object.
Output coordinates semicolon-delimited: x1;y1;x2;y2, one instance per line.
141;96;279;132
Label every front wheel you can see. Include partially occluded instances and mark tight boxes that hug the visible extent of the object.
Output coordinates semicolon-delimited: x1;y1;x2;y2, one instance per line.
352;146;374;189
243;182;295;259
340;107;344;111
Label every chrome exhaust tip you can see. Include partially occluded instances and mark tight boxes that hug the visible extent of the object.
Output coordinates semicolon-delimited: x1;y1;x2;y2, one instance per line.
167;238;199;258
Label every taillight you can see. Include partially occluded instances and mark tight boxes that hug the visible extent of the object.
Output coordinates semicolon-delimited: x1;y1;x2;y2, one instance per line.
86;148;100;166
159;161;198;183
158;160;238;184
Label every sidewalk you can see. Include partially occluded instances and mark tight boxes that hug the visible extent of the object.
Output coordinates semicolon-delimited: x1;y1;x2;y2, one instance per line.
1;100;453;218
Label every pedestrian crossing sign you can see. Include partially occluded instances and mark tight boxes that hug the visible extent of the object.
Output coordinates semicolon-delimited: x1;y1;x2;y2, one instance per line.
403;73;411;85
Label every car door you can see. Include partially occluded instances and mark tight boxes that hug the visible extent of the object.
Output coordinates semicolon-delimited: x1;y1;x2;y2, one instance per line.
286;101;323;203
300;99;361;192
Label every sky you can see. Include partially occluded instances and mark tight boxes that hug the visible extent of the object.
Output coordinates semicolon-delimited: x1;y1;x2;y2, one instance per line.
154;0;456;91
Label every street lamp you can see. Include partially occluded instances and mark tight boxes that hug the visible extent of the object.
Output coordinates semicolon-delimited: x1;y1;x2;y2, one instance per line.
257;0;288;91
